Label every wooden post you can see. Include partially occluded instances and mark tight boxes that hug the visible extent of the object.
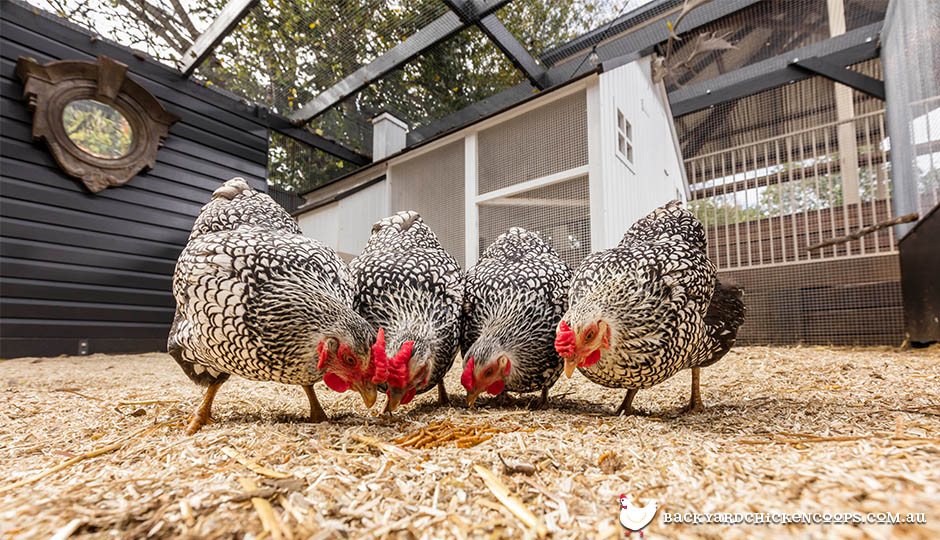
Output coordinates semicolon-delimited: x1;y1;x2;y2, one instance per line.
828;0;861;205
464;133;479;268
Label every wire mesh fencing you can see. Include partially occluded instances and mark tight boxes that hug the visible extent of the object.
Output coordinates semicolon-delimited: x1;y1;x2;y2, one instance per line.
478;174;591;270
882;0;940;235
678;53;902;345
388;140;466;267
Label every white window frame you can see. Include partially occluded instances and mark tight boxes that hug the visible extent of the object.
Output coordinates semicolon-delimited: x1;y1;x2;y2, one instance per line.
615;107;634;170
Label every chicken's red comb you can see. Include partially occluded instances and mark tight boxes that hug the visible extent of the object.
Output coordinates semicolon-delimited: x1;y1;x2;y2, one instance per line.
386;341;413;389
369;328;388;384
461;356;475;391
555;321;576;358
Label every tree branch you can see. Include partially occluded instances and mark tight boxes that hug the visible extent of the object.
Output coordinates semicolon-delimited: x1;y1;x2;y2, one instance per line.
805;213;918;251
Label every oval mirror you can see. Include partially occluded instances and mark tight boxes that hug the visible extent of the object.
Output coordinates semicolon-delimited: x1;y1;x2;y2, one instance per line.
62;99;134;159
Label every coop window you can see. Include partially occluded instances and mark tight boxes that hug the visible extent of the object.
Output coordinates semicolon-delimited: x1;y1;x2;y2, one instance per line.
616;108;633;167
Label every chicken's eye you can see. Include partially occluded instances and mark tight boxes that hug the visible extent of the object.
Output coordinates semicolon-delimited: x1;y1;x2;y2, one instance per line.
585;330;596;341
343;354;356;366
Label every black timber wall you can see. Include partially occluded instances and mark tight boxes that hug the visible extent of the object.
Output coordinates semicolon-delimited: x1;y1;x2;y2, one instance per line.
899;204;940;344
0;0;270;358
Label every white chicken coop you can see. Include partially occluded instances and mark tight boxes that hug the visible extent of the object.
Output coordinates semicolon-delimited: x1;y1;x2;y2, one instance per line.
295;56;687;269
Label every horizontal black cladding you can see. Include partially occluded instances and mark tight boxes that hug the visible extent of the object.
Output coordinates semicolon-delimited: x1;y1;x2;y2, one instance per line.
0;0;271;358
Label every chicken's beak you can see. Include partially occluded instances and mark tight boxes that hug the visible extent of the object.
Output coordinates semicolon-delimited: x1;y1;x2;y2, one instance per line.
384;387;405;414
564;358;578;379
355;383;377;409
466;387;485;408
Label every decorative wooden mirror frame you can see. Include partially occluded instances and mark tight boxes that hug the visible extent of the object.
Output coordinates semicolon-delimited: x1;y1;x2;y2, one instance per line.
15;55;180;193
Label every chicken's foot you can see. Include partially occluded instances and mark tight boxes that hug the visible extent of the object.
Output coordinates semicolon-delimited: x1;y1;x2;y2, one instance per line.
437;382;449;406
679;367;705;414
185;381;224;435
303;384;329;423
614;388;639;416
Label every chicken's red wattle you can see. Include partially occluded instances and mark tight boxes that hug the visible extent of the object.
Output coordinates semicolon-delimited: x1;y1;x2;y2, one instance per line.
400;387;417;404
581;349;601;367
485;380;504;395
323;373;349;393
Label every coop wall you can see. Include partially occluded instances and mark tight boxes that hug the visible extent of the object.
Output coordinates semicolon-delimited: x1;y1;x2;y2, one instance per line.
0;3;270;358
473;87;591;269
296;177;387;262
388;140;466;267
590;58;688;250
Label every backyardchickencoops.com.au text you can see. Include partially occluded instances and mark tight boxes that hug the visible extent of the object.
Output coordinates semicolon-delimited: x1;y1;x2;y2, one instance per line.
662;511;927;526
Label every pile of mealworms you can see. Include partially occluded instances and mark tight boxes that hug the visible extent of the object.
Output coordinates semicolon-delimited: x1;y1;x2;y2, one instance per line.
393;420;506;449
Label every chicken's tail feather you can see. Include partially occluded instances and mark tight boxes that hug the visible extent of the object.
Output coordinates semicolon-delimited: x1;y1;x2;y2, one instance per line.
696;282;746;368
211;177;252;201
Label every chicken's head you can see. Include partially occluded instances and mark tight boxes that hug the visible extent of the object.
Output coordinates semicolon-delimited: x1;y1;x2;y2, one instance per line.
371;328;425;413
555;318;610;378
316;325;383;409
461;349;512;407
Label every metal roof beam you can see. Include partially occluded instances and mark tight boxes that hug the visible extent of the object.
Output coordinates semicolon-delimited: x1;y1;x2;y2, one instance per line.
179;0;258;76
539;0;761;67
268;113;370;166
444;0;548;89
667;23;882;116
288;0;514;124
791;56;885;100
476;14;548;89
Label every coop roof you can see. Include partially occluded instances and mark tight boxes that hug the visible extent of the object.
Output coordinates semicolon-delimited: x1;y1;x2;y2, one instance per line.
27;0;889;192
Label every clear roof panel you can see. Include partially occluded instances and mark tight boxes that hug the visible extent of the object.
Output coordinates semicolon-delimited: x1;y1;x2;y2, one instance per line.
495;0;629;65
197;0;452;115
660;0;889;92
307;23;526;156
29;0;225;66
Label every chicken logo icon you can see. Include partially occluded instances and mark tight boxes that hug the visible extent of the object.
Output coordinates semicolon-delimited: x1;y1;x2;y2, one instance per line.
618;494;658;537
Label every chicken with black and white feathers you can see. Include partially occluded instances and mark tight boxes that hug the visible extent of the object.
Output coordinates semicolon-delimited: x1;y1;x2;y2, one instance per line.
168;178;382;434
461;228;570;407
349;211;463;412
555;200;745;415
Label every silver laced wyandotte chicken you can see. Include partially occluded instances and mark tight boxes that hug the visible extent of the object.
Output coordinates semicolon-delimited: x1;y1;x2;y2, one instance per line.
461;227;571;408
555;200;745;415
168;178;382;434
349;211;463;413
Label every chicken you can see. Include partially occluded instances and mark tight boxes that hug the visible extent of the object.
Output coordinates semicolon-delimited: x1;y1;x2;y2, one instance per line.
555;200;745;415
618;495;658;537
460;228;570;407
168;178;382;434
349;211;463;412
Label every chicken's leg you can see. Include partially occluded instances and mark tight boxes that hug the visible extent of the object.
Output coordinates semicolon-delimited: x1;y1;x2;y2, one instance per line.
302;384;329;423
614;388;639;416
186;381;224;435
437;381;449;406
680;367;705;414
537;386;550;409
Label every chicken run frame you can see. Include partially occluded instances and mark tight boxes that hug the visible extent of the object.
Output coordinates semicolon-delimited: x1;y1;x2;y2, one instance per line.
0;0;937;356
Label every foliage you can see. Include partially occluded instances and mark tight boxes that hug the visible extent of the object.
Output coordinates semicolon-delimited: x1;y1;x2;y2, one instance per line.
62;99;134;159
